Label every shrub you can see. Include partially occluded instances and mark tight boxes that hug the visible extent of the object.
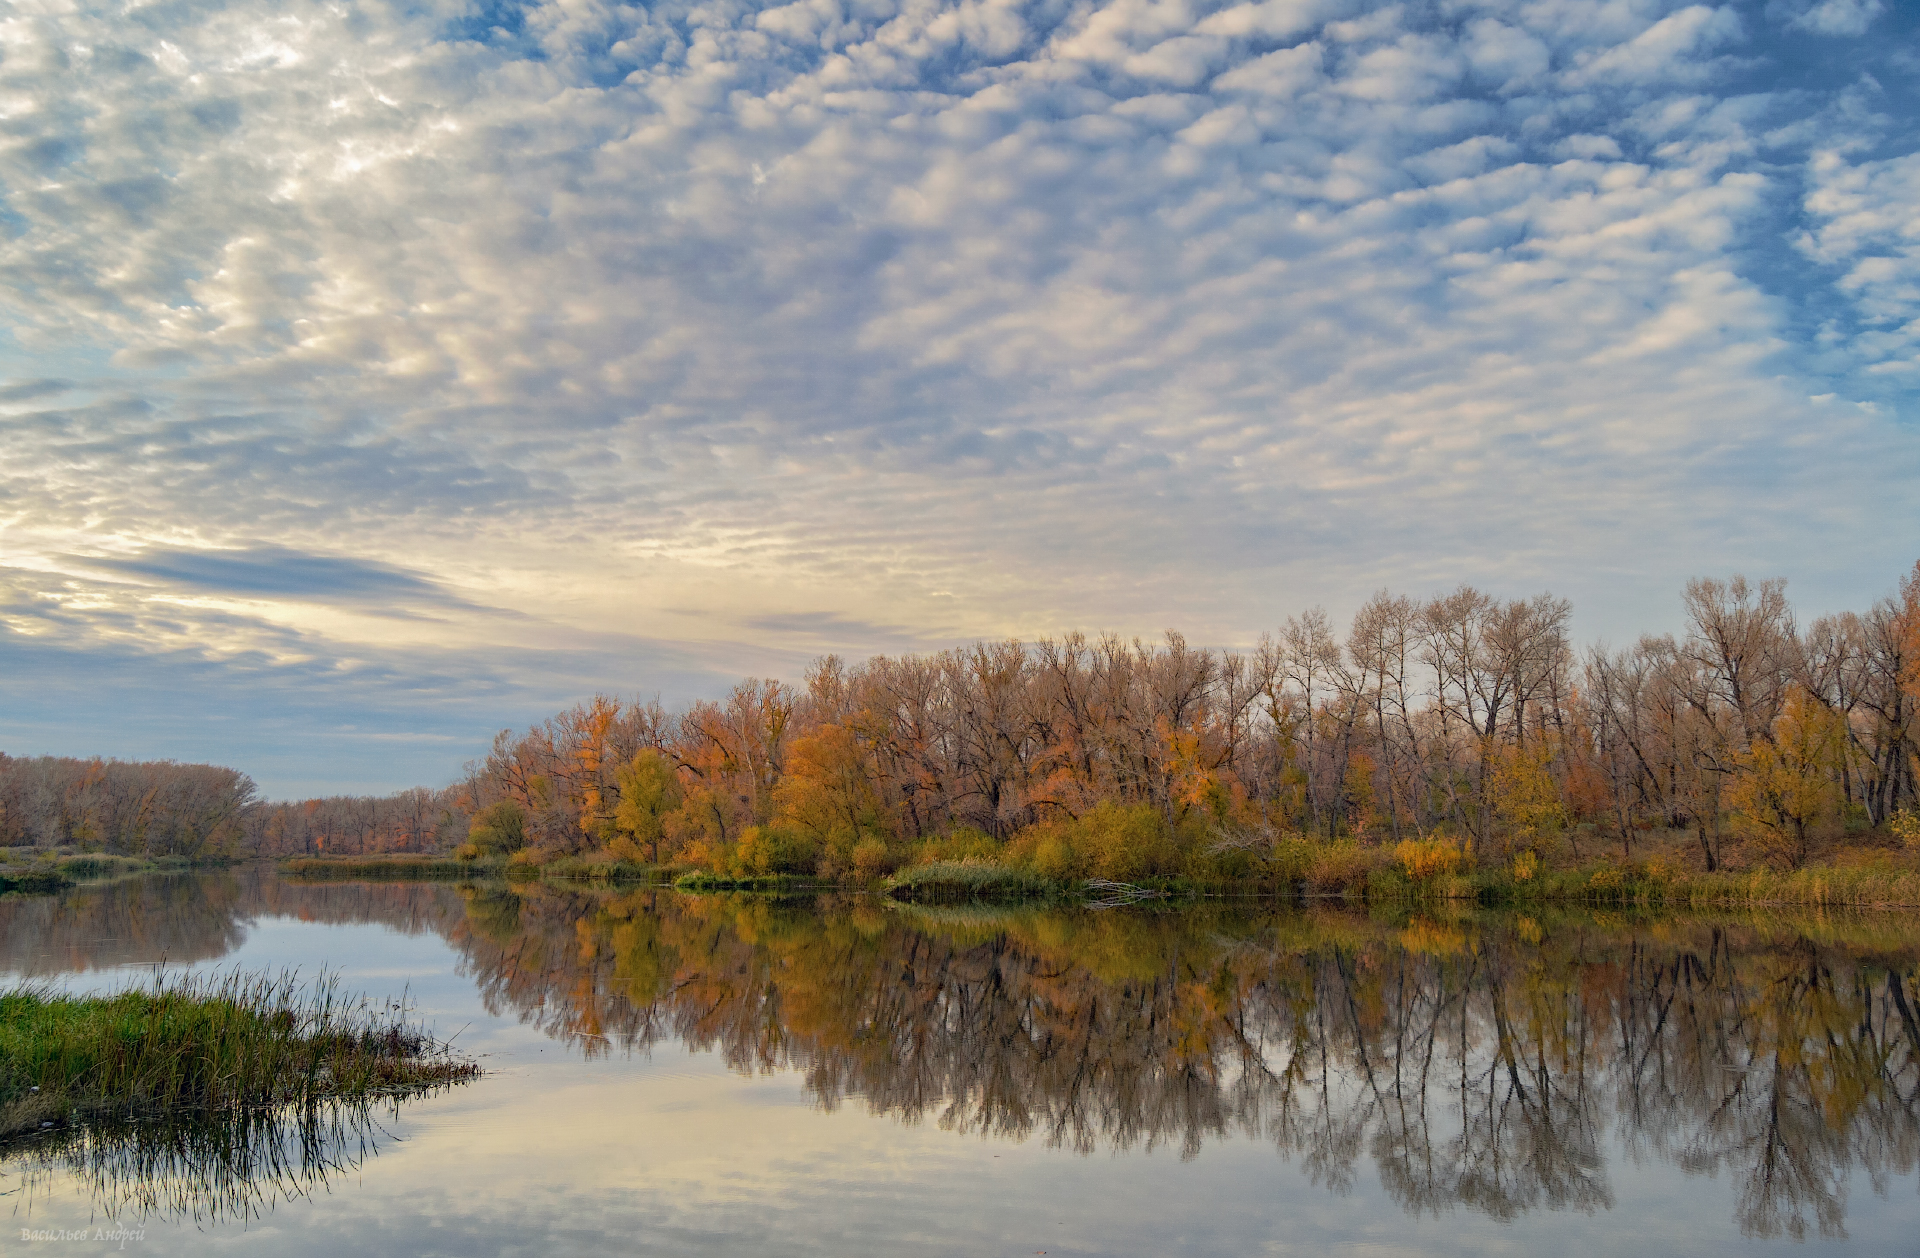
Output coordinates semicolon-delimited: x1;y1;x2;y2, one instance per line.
1263;834;1319;887
1304;842;1372;896
1394;838;1463;881
1890;810;1920;849
463;802;528;859
1005;803;1179;884
732;826;821;876
851;838;896;881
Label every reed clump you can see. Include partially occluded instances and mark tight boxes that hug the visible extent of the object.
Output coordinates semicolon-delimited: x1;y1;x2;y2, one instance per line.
0;971;478;1139
886;861;1063;903
282;855;493;880
536;856;684;884
673;871;814;893
0;866;73;895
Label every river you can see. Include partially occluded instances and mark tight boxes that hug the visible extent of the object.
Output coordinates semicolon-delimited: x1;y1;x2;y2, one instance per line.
3;869;1917;1254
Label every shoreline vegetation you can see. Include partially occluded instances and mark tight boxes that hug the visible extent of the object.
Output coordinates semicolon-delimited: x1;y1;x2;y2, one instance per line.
274;841;1920;909
0;851;239;895
0;971;478;1140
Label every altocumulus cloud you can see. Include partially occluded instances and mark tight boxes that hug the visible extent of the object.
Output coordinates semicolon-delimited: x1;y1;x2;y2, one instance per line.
0;0;1916;792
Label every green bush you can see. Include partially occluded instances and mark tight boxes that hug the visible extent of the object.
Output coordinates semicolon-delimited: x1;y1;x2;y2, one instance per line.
461;801;528;859
1006;803;1181;883
731;826;822;876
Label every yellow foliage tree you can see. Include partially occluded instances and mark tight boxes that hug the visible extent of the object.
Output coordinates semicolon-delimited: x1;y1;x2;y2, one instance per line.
1488;741;1567;859
772;725;893;874
611;750;682;863
1726;687;1847;869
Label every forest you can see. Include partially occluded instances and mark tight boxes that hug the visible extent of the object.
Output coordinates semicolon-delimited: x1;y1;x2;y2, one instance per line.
0;755;257;858
4;565;1916;886
434;566;1920;884
0;755;458;859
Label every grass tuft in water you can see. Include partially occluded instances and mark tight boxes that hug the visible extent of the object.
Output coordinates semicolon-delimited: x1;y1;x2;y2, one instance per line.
0;970;479;1138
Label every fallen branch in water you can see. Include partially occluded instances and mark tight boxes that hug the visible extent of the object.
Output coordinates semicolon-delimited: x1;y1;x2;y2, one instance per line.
1083;879;1170;909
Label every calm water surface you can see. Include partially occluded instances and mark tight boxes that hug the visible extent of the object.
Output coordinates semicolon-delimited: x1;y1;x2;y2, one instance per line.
3;869;1918;1255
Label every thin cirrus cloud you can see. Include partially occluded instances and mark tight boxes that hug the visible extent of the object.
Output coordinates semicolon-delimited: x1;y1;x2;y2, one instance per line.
0;0;1915;794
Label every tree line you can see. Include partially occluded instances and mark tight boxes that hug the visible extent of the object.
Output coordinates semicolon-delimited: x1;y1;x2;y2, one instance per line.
0;754;258;858
0;754;471;860
455;565;1920;876
8;564;1913;871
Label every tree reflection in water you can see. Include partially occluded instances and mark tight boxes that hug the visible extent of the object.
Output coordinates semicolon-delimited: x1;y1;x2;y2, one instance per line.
4;872;1918;1239
450;888;1920;1241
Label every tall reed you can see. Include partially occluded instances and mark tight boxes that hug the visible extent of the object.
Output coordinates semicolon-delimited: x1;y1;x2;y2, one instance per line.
0;969;478;1136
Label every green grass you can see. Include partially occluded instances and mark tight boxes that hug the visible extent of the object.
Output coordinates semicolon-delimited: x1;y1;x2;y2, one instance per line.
54;854;151;879
1319;855;1920;910
672;871;817;893
281;855;501;880
0;852;240;896
538;856;684;884
885;861;1064;903
0;971;478;1139
0;866;74;895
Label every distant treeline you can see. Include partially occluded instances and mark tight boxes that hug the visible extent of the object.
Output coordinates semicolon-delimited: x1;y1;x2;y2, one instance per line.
0;755;257;858
245;788;464;857
450;565;1919;878
0;756;463;859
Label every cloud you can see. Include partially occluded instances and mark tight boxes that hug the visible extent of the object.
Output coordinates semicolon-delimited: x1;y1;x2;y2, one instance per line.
70;545;468;606
0;0;1915;788
0;379;73;403
1771;0;1884;37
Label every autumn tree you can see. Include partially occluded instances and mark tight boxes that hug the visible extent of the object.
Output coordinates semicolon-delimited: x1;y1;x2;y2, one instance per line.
1725;688;1847;869
611;750;682;864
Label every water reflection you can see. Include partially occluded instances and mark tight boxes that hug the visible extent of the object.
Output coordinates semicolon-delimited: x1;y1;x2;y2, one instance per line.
8;1100;415;1226
5;873;1919;1239
456;890;1920;1240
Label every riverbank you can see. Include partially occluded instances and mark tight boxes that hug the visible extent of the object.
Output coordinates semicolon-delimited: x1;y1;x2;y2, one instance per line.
282;854;685;884
0;971;478;1139
0;852;242;896
268;844;1920;910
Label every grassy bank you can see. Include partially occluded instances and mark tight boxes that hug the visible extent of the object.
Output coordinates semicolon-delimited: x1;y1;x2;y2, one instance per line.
0;851;243;896
538;856;685;884
673;871;821;893
273;838;1920;911
281;853;685;885
0;971;478;1139
282;855;499;880
1307;852;1920;910
0;866;73;895
886;861;1066;903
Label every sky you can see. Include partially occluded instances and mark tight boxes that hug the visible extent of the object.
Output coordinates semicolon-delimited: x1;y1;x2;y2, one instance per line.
1;0;1916;797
